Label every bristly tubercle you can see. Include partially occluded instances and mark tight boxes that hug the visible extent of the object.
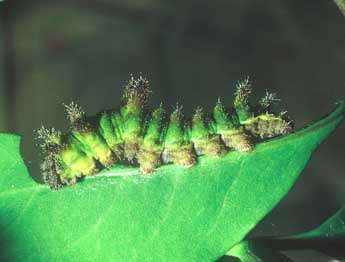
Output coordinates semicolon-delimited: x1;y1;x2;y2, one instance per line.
36;75;293;190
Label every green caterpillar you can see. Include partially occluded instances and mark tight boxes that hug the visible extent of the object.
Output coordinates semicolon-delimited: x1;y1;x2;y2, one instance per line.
37;75;292;190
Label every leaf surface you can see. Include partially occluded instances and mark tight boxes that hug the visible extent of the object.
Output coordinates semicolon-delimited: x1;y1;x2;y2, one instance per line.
225;240;292;262
0;101;344;262
225;206;345;261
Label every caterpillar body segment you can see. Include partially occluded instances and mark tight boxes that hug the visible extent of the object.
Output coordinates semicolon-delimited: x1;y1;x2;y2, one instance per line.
221;129;253;152
138;106;166;175
37;127;97;187
64;104;115;168
138;105;166;175
243;114;293;140
141;105;166;149
213;99;253;152
110;111;125;146
121;76;150;162
98;111;123;158
213;98;238;132
57;136;97;184
72;130;115;168
243;91;292;140
191;108;227;157
121;111;143;162
162;105;197;168
37;76;293;190
234;77;253;123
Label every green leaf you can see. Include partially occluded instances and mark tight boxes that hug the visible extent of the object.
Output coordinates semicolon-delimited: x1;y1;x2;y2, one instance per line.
0;101;344;262
288;206;345;259
300;206;345;239
224;240;293;262
226;206;345;261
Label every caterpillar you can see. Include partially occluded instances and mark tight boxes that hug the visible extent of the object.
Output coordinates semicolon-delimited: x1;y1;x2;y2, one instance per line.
36;75;293;190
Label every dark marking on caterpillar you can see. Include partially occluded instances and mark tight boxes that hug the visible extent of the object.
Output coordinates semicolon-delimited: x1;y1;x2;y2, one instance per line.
36;75;293;190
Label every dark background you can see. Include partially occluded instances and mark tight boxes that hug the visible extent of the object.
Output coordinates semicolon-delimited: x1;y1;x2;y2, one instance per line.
1;0;344;261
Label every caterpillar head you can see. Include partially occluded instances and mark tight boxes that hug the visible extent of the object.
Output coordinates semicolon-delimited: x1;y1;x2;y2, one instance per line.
36;126;63;154
40;154;63;191
36;126;64;190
